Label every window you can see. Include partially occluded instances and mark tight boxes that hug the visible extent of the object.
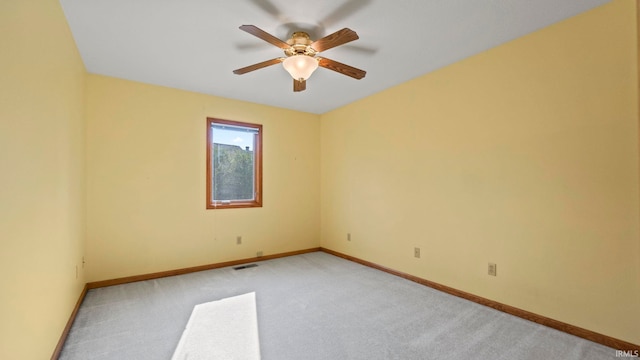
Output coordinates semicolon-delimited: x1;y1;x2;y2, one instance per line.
206;118;262;209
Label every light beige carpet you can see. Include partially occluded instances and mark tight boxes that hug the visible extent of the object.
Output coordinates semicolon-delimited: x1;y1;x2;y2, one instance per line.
60;252;615;359
172;292;261;360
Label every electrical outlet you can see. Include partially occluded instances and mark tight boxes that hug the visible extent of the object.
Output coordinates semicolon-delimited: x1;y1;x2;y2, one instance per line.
82;256;85;269
347;233;351;241
488;263;497;276
414;247;420;258
256;251;263;257
75;265;78;279
236;236;242;245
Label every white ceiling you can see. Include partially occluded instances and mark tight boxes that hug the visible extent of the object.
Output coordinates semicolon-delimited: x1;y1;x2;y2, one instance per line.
59;0;610;114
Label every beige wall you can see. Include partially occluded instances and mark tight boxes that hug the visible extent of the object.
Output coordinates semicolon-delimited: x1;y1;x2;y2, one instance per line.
0;1;87;359
1;0;638;357
321;0;640;344
85;75;321;281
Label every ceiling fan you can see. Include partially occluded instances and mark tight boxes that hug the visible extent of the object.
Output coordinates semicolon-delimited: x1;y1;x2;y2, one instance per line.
233;25;366;92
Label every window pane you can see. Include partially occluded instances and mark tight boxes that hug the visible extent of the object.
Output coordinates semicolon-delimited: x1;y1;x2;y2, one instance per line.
206;118;262;209
211;129;256;201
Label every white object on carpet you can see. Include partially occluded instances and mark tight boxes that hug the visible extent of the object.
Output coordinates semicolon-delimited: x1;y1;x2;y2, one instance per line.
172;292;261;360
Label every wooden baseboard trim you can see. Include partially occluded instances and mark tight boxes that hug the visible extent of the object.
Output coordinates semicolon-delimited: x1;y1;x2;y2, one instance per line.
320;247;639;352
51;284;88;360
86;247;321;289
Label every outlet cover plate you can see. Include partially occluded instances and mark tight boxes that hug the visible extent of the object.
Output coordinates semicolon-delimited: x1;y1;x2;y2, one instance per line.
488;263;497;276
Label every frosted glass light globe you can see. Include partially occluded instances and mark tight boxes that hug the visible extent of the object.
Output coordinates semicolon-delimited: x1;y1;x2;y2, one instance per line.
282;55;319;80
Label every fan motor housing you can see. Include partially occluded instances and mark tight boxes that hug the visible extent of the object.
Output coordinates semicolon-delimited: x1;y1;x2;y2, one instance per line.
285;32;317;57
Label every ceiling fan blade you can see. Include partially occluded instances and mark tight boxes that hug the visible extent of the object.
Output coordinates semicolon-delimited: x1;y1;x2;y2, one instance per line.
320;0;372;27
239;25;290;50
318;57;366;79
293;79;306;92
310;28;359;53
233;58;284;75
247;0;283;21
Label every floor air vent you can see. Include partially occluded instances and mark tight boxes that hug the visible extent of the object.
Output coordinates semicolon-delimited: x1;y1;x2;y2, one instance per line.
233;264;258;270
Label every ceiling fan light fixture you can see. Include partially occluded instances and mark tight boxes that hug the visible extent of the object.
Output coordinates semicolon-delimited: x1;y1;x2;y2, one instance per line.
234;25;366;92
282;55;319;81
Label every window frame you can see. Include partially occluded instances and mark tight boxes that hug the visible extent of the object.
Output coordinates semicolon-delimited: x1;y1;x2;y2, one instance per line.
206;117;263;209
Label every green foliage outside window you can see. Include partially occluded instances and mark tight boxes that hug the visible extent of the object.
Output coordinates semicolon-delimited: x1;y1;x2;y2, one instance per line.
212;143;255;201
